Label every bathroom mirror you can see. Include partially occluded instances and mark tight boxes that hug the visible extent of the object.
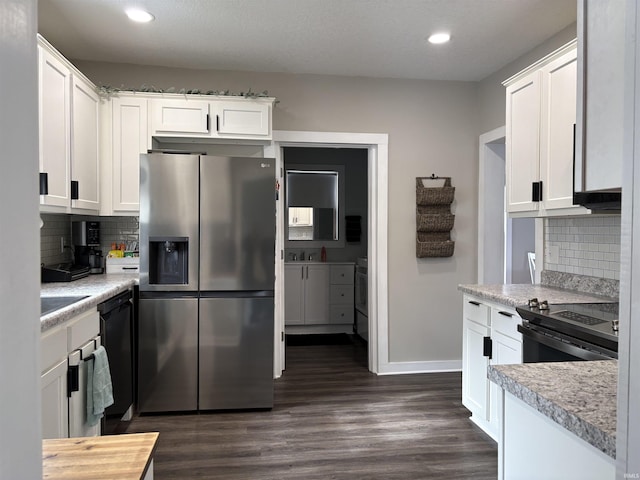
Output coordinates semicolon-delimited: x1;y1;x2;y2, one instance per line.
286;169;340;242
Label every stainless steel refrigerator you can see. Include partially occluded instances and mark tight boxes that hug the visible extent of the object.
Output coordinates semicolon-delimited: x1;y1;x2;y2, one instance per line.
138;152;275;413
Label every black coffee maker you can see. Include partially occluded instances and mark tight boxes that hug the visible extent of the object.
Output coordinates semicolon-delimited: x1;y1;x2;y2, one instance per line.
72;221;103;274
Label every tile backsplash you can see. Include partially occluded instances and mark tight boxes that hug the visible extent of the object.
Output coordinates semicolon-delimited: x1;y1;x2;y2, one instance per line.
544;216;621;280
40;214;139;266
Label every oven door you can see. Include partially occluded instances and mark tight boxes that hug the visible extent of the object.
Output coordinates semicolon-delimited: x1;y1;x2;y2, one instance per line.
518;323;617;362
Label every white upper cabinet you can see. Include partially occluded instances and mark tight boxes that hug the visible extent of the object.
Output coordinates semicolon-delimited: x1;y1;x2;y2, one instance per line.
38;35;100;214
151;98;210;135
150;96;273;140
104;95;149;214
71;76;100;211
504;40;589;217
214;100;270;137
39;45;71;209
575;0;624;192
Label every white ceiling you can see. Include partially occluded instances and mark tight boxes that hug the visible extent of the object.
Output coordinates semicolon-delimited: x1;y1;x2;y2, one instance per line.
38;0;577;82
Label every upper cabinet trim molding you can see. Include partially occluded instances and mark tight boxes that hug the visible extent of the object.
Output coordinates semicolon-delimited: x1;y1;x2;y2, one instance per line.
503;39;577;87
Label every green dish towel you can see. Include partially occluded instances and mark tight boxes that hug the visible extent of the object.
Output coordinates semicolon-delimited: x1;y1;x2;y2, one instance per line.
86;345;114;427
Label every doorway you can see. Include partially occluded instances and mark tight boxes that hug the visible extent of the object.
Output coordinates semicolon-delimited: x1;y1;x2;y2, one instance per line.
478;127;535;284
264;130;389;378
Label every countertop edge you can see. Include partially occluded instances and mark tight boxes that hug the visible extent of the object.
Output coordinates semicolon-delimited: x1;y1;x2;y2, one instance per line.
458;284;617;308
488;365;616;458
41;276;138;332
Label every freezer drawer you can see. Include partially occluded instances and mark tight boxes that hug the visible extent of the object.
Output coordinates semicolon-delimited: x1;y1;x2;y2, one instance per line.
138;297;198;412
199;296;274;410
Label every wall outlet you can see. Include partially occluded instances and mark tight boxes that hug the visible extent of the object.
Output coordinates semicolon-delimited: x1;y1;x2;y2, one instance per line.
546;245;560;265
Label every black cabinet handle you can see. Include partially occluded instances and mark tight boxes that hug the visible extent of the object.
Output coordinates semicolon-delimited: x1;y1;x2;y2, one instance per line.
498;311;513;318
468;300;481;306
206;114;210;131
216;114;220;132
483;336;493;359
70;180;79;200
532;181;543;202
67;365;79;397
39;172;48;195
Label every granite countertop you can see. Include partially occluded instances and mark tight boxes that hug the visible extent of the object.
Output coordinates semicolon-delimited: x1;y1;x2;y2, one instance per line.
489;360;617;458
41;274;138;332
458;283;617;308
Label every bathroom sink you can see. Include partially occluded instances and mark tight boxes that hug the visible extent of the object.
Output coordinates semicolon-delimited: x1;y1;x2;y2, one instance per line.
40;296;89;316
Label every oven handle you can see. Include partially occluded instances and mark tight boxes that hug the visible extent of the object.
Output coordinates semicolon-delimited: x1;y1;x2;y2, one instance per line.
517;324;616;361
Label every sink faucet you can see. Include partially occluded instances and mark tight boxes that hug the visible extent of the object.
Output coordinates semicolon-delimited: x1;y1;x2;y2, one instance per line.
309;253;314;261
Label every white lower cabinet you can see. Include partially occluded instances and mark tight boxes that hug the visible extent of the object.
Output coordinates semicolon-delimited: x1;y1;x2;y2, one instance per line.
41;358;69;439
284;264;329;325
462;295;522;440
500;392;614;479
40;308;100;439
285;263;355;330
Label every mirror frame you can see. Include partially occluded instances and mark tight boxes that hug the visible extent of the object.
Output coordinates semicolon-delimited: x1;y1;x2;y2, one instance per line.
285;163;345;248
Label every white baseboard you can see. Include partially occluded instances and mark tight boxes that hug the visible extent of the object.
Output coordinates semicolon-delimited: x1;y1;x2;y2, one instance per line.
377;359;462;375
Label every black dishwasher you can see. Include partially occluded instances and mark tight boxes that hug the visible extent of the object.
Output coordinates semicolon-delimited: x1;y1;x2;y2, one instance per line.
98;290;133;435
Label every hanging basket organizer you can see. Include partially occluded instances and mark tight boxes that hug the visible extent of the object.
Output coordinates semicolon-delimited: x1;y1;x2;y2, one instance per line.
416;177;455;205
415;176;455;258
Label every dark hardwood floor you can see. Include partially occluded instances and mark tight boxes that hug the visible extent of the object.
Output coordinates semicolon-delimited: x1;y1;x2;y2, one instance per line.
126;336;497;479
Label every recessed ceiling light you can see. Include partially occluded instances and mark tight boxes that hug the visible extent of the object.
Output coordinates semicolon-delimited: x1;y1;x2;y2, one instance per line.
125;8;155;23
428;33;451;45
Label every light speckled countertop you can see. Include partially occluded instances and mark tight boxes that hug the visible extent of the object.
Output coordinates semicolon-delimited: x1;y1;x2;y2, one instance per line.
458;284;617;307
489;360;617;458
41;274;138;332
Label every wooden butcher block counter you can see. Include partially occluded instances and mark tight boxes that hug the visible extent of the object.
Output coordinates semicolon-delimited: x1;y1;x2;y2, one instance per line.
43;432;159;479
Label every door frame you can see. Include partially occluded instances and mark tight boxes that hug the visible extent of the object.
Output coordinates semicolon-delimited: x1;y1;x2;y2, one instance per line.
265;130;389;377
478;126;507;283
478;126;542;284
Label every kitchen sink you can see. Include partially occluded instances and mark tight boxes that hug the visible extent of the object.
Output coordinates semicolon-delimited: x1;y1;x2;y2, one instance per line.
40;296;89;316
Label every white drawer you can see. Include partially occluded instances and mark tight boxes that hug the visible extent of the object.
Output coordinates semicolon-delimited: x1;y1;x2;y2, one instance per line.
67;309;100;352
491;306;522;341
463;296;490;327
106;257;140;274
41;325;68;373
330;265;354;285
330;284;354;305
329;305;354;324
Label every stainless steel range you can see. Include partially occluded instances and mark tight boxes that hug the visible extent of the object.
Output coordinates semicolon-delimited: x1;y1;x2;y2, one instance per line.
516;301;619;362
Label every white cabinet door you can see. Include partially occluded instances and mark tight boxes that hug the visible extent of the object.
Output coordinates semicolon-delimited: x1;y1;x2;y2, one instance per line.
284;265;305;326
462;318;491;421
41;358;69;439
505;71;541;214
540;48;580;211
151;99;210;135
71;75;100;212
505;42;588;217
38;46;71;209
112;96;148;212
576;0;624;192
304;265;329;325
489;329;523;438
213;100;271;138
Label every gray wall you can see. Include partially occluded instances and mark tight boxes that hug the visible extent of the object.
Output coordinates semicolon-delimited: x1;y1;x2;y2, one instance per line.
1;1;41;477
477;23;577;134
74;60;479;364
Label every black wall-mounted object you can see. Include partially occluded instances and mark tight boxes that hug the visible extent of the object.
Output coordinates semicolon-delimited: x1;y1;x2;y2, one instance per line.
345;215;362;243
